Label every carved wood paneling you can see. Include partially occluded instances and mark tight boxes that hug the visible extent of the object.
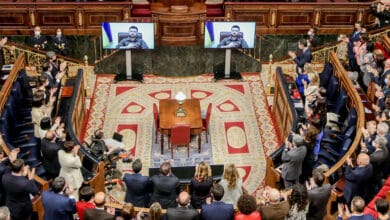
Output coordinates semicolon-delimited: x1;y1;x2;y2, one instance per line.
276;11;313;26
37;12;75;26
0;13;28;26
320;11;355;26
0;2;377;43
224;2;375;35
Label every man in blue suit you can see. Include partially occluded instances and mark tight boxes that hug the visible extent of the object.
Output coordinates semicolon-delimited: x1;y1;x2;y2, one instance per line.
337;196;374;220
42;176;77;220
288;39;312;74
343;153;373;205
200;183;234;220
123;159;151;207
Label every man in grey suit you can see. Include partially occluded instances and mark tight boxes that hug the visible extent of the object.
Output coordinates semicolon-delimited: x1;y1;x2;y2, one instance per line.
306;169;331;220
281;134;307;189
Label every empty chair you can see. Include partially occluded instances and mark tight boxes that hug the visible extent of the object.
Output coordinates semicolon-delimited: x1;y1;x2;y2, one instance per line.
169;124;191;159
202;103;212;144
153;103;160;144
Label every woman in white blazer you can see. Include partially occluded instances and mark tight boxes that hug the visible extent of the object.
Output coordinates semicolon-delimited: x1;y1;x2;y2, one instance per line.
58;141;84;200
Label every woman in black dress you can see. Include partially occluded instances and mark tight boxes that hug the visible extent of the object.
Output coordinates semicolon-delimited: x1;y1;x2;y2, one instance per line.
189;161;213;209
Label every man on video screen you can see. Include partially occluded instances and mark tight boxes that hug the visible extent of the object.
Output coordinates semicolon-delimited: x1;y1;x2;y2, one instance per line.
117;26;149;49
217;25;249;49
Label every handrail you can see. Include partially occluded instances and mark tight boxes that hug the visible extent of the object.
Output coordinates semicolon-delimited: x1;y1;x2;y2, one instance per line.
0;53;24;112
0;54;48;220
66;69;105;193
323;51;365;178
269;67;299;166
383;34;390;52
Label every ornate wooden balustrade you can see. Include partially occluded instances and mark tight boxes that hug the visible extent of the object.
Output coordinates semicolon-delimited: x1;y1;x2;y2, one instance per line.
0;1;377;44
224;2;376;35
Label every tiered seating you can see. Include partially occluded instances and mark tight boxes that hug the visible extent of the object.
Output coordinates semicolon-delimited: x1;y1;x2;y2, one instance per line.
0;69;45;176
290;61;352;170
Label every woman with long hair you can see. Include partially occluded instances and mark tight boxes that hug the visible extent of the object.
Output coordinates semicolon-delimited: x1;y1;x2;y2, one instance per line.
219;163;243;205
189;161;213;209
136;202;163;220
286;184;309;220
117;203;136;220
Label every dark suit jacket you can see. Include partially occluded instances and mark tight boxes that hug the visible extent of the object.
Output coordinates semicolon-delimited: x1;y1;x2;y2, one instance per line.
150;174;180;209
343;164;373;203
167;207;199;220
41;138;61;177
42;71;60;89
42;190;76;220
370;147;389;183
281;145;307;181
27;35;47;49
84;208;114;220
200;201;234;220
2;173;40;220
123;173;151;207
307;183;331;220
189;177;213;209
293;48;312;73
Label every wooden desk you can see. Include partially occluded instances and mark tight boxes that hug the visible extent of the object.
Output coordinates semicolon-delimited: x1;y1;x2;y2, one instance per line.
159;99;202;154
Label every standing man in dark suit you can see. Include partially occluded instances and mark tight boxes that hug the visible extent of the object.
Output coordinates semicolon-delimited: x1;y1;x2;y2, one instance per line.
288;39;312;74
41;130;62;180
349;22;363;72
200;183;234;220
167;191;199;220
27;26;48;50
41;60;66;90
150;161;180;209
123;159;151;207
281;134;307;189
343;153;373;205
306;169;331;220
42;176;77;220
2;159;39;220
84;192;114;220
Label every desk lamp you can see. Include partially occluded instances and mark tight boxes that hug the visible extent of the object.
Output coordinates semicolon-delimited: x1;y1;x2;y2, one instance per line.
175;91;187;117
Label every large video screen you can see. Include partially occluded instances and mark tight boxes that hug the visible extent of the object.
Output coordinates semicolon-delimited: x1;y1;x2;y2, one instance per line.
204;22;256;49
101;22;155;50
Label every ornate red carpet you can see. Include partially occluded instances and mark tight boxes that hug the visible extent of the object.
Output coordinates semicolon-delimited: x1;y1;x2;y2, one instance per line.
84;73;279;195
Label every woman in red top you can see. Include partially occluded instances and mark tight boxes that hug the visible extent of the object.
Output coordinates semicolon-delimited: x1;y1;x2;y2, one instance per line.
76;186;95;220
234;194;262;220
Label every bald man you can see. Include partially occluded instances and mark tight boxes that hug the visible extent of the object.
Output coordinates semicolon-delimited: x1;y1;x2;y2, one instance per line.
258;188;289;220
166;191;199;220
84;192;114;220
343;153;373;204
